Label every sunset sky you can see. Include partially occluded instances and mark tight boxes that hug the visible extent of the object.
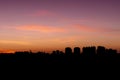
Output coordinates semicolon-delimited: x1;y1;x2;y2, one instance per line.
0;0;120;53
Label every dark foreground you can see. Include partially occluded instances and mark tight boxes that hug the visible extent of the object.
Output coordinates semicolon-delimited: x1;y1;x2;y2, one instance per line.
0;53;120;65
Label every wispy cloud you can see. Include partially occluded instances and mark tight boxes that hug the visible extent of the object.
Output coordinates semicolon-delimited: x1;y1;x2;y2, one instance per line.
15;25;67;33
71;24;120;33
0;40;30;45
71;24;96;32
11;24;120;36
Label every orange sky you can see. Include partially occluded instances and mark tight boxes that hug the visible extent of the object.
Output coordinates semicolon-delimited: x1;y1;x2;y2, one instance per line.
0;0;120;53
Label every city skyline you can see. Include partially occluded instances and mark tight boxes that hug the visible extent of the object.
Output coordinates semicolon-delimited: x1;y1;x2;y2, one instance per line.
0;0;120;53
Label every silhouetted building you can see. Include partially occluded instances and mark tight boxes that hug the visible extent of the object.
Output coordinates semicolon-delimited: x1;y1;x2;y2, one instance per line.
56;50;60;55
59;51;64;55
65;47;72;55
74;47;80;55
52;50;63;55
90;46;96;55
97;46;106;55
52;51;56;54
29;50;32;54
106;49;117;55
0;46;119;65
82;47;87;54
82;46;96;56
15;51;30;55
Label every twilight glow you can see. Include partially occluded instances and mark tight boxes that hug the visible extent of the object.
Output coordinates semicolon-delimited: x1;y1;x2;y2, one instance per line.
0;0;120;53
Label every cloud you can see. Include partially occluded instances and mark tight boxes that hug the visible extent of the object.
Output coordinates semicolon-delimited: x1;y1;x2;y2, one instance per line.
0;40;30;45
15;25;67;33
71;24;120;33
12;24;120;36
71;24;96;32
13;24;107;34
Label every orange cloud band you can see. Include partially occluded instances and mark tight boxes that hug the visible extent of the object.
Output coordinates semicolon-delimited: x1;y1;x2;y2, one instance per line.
15;25;67;33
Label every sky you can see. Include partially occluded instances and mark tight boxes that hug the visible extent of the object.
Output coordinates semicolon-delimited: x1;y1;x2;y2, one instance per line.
0;0;120;53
